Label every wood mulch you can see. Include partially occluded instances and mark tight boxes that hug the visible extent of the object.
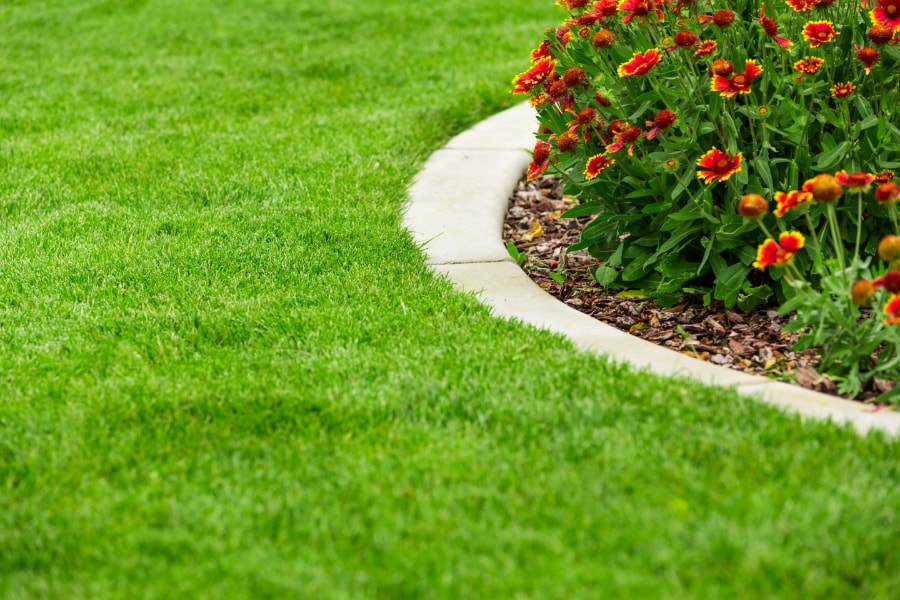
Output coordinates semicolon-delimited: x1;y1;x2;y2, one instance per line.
504;175;897;405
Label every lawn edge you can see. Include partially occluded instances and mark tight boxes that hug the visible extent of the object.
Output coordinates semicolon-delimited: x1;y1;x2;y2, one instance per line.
403;102;900;437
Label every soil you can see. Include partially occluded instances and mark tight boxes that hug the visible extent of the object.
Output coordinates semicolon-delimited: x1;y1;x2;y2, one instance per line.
503;175;898;405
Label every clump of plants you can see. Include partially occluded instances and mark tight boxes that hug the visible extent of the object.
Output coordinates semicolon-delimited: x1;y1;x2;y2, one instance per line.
512;0;900;398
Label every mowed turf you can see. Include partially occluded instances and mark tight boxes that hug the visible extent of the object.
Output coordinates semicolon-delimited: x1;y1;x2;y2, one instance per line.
1;1;899;598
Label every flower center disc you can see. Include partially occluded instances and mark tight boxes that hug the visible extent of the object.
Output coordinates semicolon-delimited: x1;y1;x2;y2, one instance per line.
716;159;729;169
818;31;829;39
733;75;746;86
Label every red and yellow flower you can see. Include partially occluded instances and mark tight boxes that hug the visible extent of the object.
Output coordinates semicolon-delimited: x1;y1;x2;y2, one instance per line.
884;294;900;324
584;153;615;180
511;58;557;94
696;147;742;183
617;0;665;24
711;59;763;98
794;56;825;74
871;0;900;31
753;232;805;270
617;48;662;77
785;0;817;11
803;21;838;48
831;82;856;98
773;189;813;216
694;40;717;56
835;170;875;191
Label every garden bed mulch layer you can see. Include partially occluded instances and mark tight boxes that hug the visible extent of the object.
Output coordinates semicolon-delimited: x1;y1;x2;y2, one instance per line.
504;175;897;406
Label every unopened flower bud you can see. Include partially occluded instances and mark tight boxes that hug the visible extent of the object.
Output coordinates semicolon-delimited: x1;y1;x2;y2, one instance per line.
851;279;876;305
878;235;900;262
738;194;769;219
805;174;843;203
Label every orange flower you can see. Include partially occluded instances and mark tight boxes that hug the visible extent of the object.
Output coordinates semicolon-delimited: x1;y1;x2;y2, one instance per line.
696;147;742;183
617;48;662;77
694;40;717;56
794;56;825;74
773;190;813;217
802;174;842;202
711;59;763;98
878;235;900;262
871;0;900;31
593;29;617;48
644;109;676;139
831;82;856;98
606;125;643;155
851;279;876;305
879;235;900;261
584;153;615;180
753;232;805;270
835;170;875;191
511;58;556;94
738;194;769;218
803;21;838;48
884;294;900;324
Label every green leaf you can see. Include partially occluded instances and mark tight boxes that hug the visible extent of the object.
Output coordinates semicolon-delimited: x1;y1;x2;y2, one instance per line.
815;141;850;171
593;264;619;286
713;262;751;309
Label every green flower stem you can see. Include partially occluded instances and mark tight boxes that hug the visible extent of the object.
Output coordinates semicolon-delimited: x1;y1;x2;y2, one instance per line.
743;93;759;160
854;191;863;259
825;202;847;275
804;210;825;271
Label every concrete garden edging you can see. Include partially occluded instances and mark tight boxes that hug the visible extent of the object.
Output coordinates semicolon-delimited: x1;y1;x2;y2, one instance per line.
403;102;900;437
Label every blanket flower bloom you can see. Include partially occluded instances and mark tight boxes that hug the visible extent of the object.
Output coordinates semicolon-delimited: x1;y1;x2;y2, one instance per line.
711;59;763;97
617;0;665;23
871;0;900;31
856;45;881;73
785;0;817;11
835;170;875;191
884;294;900;324
794;56;825;74
696;147;742;183
831;81;856;98
584;153;615;179
617;48;662;77
694;40;717;56
774;189;813;216
753;232;805;270
803;21;838;47
511;58;556;94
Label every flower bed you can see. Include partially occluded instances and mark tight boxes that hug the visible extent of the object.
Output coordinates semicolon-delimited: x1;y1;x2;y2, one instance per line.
511;0;900;400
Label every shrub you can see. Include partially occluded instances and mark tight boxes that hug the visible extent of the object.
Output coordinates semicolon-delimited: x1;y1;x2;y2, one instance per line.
512;0;900;311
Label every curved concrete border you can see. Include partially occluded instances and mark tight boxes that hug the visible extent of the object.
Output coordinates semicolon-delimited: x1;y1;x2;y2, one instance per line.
403;102;900;437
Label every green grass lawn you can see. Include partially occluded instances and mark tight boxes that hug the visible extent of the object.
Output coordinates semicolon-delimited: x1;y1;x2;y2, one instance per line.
1;1;899;598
